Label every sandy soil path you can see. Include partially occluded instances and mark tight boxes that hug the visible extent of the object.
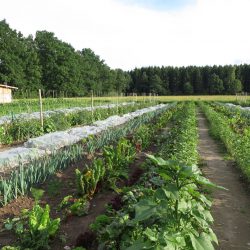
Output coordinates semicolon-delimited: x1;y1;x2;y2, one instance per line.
197;111;250;250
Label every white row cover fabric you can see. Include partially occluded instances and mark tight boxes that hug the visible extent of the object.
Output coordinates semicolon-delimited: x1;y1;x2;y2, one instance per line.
225;103;250;111
0;104;167;172
0;102;134;125
0;147;46;174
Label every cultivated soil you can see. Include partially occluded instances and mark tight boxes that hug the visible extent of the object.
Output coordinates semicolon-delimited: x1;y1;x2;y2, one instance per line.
2;110;250;249
197;111;250;250
0;128;162;249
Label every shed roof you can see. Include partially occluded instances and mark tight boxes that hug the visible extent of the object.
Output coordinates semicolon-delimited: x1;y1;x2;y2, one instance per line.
0;84;18;90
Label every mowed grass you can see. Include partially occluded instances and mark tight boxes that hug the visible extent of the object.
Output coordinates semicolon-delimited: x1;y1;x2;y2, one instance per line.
12;95;249;103
155;95;247;102
85;95;248;103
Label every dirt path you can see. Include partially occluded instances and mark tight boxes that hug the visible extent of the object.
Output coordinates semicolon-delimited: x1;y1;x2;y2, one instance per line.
197;111;250;250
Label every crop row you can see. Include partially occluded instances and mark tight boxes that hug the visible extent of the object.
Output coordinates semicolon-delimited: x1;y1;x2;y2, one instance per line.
0;102;151;145
200;102;250;181
0;102;135;125
0;98;112;117
79;102;220;250
209;102;250;135
1;102;222;250
0;101;180;249
158;101;198;165
0;104;168;173
0;104;177;206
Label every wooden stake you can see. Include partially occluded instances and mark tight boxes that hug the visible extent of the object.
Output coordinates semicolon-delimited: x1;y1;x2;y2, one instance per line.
39;89;44;129
91;90;94;121
117;92;119;114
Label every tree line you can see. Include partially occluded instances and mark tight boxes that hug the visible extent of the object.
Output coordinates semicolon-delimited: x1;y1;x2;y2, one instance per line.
128;64;250;95
0;20;130;97
1;19;250;97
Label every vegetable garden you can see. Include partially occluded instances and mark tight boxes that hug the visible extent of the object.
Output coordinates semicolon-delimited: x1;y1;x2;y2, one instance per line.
199;102;250;180
0;99;250;250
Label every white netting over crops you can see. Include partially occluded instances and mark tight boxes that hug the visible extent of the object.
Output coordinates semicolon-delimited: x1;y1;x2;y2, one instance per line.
0;147;46;173
24;131;80;153
0;102;134;125
225;103;250;111
0;104;167;172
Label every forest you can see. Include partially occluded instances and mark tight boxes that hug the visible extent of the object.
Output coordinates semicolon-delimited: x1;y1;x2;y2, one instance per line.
1;19;250;97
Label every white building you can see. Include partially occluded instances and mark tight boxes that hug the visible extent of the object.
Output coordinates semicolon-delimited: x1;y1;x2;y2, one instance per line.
0;84;18;103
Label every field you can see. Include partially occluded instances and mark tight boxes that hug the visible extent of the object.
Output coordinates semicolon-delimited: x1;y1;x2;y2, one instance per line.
0;98;112;117
83;94;249;102
1;95;249;117
0;97;250;249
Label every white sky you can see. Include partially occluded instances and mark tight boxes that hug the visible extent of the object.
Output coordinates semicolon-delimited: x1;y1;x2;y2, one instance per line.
1;0;250;70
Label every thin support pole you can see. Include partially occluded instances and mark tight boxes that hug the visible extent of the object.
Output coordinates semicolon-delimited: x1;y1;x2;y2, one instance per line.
39;89;44;130
91;90;94;121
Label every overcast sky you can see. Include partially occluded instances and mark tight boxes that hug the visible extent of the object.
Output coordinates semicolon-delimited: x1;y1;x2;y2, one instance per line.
1;0;250;70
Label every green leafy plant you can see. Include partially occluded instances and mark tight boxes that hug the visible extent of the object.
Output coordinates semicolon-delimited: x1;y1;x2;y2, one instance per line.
31;187;45;203
104;137;136;173
43;118;56;133
90;103;222;250
159;102;198;165
200;102;250;181
92;156;221;250
4;217;24;234
69;198;90;216
1;246;21;250
103;137;136;191
89;214;111;232
4;187;60;250
132;124;151;150
0;102;151;145
0;103;174;205
75;158;105;198
4;204;60;250
21;204;60;249
59;195;90;216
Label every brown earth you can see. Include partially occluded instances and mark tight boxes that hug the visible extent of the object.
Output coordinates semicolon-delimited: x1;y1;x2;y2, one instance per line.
4;110;250;250
0;197;34;247
198;111;250;250
51;145;159;249
0;130;162;249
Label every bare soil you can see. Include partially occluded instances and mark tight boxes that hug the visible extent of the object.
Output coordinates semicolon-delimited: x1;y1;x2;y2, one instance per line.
51;145;159;249
198;111;250;250
0;130;161;249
